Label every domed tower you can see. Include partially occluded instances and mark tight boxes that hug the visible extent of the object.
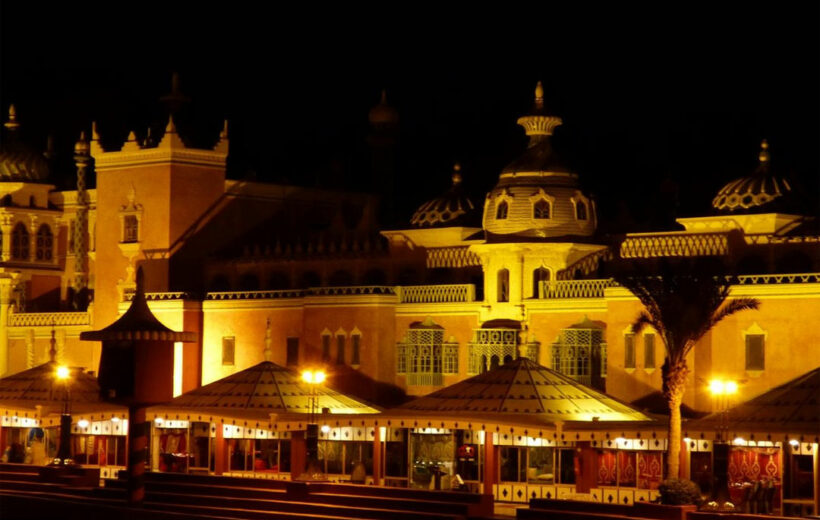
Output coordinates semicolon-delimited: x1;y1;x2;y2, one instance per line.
483;82;596;239
410;164;478;228
470;84;608;321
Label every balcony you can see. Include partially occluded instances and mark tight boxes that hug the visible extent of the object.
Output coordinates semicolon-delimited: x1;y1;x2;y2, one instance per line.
398;284;475;303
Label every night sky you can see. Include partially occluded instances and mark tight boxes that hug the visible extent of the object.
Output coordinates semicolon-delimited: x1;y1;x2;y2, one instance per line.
1;4;818;231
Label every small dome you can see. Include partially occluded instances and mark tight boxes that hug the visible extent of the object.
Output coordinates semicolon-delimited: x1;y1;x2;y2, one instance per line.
712;140;796;214
410;164;477;228
0;105;50;183
368;90;399;126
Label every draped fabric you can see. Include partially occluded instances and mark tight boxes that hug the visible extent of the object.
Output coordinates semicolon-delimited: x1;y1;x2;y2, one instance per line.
598;451;616;485
637;452;663;489
728;448;780;484
618;451;636;486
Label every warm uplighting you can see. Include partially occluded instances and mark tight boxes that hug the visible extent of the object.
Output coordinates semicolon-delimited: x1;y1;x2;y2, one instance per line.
301;370;326;384
154;417;164;425
614;437;626;445
56;365;70;380
789;439;799;447
77;419;89;428
733;437;745;445
111;417;120;423
321;424;330;434
709;379;738;395
684;437;692;444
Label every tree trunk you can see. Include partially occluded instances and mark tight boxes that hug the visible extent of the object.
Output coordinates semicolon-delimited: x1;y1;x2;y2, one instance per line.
663;359;688;480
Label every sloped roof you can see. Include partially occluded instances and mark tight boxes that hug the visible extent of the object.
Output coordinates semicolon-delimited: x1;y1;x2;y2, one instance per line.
162;361;380;416
396;357;651;422
687;367;820;439
0;362;124;416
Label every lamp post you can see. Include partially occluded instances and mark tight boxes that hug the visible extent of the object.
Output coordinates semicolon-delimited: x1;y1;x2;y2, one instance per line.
709;378;738;504
53;365;73;465
301;369;326;480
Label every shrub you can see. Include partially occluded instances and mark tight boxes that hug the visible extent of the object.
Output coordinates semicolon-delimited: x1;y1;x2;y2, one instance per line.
658;478;702;505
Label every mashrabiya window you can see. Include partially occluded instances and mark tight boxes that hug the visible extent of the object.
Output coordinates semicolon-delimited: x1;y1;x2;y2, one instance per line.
397;320;458;386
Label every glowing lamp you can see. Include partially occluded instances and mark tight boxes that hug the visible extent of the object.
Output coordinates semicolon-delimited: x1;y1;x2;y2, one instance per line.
724;381;738;394
77;419;89;428
615;437;626;445
111;417;120;423
683;437;692;444
789;439;799;447
154;417;164;425
56;366;70;380
320;425;330;434
301;370;326;384
709;380;725;395
733;437;745;445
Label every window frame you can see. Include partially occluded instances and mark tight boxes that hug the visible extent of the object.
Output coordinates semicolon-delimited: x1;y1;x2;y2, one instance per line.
643;333;656;372
222;336;236;366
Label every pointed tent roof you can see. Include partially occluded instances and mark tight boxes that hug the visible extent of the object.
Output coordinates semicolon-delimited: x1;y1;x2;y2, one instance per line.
0;361;125;417
396;357;651;423
687;367;820;441
159;361;380;419
80;269;195;342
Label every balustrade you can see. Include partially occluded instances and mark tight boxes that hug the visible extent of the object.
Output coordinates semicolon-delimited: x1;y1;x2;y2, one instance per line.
8;311;91;327
398;284;475;303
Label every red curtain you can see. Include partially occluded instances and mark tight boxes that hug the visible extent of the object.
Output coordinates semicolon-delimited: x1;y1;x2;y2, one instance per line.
728;448;780;484
637;452;663;489
598;451;616;485
618;451;637;486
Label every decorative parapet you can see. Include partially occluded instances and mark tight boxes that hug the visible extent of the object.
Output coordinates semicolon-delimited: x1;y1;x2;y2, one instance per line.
306;286;395;296
744;234;820;245
557;248;614;280
398;284;476;303
426;247;481;268
620;233;729;258
125;291;193;302
8;311;91;327
206;289;305;300
730;273;820;285
545;279;617;299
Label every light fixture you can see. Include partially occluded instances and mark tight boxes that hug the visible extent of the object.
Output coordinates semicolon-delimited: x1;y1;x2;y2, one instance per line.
56;366;70;380
709;380;724;395
683;437;692;444
321;425;330;434
614;437;626;445
789;439;799;447
77;419;89;428
154;417;164;425
301;370;326;384
111;417;120;423
733;437;745;445
724;381;738;394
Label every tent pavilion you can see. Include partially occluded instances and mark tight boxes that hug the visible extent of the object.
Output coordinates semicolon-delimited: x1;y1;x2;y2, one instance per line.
146;358;380;479
0;360;128;474
375;356;666;504
685;367;820;516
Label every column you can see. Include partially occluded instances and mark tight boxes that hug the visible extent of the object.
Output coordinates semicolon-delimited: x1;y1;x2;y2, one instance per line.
290;431;306;480
575;442;597;493
213;422;226;475
128;406;147;505
0;216;12;261
483;431;496;496
0;277;14;376
372;426;382;486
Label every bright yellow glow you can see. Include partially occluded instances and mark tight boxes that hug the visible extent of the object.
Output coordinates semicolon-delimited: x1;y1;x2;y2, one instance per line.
733;437;745;445
789;439;799;447
77;419;89;428
320;424;330;434
111;417;120;423
709;380;725;395
301;370;326;384
724;381;738;394
154;417;164;425
56;366;70;380
173;342;183;398
614;437;626;445
683;437;692;444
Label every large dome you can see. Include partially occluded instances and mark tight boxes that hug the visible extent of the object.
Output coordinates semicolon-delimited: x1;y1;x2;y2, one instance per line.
410;164;477;228
0;106;50;183
712;140;797;214
483;83;595;240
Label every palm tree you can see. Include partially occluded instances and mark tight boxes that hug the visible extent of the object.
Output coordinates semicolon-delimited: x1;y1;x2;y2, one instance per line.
614;260;759;479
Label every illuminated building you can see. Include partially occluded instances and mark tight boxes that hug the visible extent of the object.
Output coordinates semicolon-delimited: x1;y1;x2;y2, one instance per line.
0;81;818;505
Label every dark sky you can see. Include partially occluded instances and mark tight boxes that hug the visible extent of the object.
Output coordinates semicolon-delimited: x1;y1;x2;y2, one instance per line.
1;3;818;230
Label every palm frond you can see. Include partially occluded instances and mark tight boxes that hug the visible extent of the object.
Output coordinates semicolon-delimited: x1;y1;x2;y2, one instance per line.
631;312;656;335
706;298;761;332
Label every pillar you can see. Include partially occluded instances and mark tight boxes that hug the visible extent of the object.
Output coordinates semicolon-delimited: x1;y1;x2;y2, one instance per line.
128;406;147;505
213;422;225;475
0;277;14;377
813;443;819;517
575;442;597;493
483;431;496;495
0;216;12;261
290;431;306;480
372;426;382;486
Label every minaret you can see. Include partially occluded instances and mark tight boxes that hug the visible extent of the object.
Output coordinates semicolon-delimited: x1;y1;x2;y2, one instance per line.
72;132;90;310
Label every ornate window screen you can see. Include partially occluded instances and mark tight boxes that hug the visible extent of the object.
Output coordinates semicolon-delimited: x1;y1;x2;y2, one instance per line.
551;327;607;389
468;328;520;374
36;224;53;261
397;324;458;386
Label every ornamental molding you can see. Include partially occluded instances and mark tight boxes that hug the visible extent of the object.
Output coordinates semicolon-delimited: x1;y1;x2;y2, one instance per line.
93;147;227;170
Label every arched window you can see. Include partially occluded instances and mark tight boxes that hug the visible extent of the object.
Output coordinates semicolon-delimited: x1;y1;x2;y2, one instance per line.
533;199;550;219
11;223;29;260
123;215;139;243
496;201;508;220
533;267;550;298
36;225;53;261
497;269;510;302
575;200;588;220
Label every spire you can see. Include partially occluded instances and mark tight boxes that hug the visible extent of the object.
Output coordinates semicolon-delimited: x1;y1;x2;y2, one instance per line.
758;139;770;163
516;81;562;140
263;318;272;362
4;104;20;131
534;81;545;111
451;162;462;185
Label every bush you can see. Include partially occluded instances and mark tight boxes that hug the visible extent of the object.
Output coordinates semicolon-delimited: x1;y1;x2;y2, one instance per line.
658;478;702;505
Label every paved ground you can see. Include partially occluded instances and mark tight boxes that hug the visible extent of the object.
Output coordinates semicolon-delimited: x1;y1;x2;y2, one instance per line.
494;502;528;517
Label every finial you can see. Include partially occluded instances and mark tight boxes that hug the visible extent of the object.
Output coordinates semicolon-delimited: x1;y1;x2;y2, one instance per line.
74;131;90;156
263;317;272;362
534;81;544;110
165;114;177;134
451;162;462;185
49;321;57;363
758;139;770;163
4;104;20;130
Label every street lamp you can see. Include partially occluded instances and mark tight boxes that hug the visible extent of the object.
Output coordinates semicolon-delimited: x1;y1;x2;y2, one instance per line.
53;365;74;466
708;378;738;505
300;369;326;480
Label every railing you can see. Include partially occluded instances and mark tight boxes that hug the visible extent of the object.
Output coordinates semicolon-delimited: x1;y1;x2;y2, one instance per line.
206;290;305;300
8;311;91;327
426;247;481;268
544;279;617;299
406;372;444;386
125;292;192;302
620;233;729;258
306;286;396;296
398;284;476;303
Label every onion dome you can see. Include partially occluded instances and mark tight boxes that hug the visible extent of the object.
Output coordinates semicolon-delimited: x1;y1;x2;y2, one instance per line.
0;105;50;183
368;89;399;127
483;83;595;239
712;140;797;214
410;163;478;227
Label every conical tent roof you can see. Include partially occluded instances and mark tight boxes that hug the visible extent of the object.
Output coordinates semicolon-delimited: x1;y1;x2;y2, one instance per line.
397;357;651;422
0;361;124;416
165;361;380;416
687;366;820;440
